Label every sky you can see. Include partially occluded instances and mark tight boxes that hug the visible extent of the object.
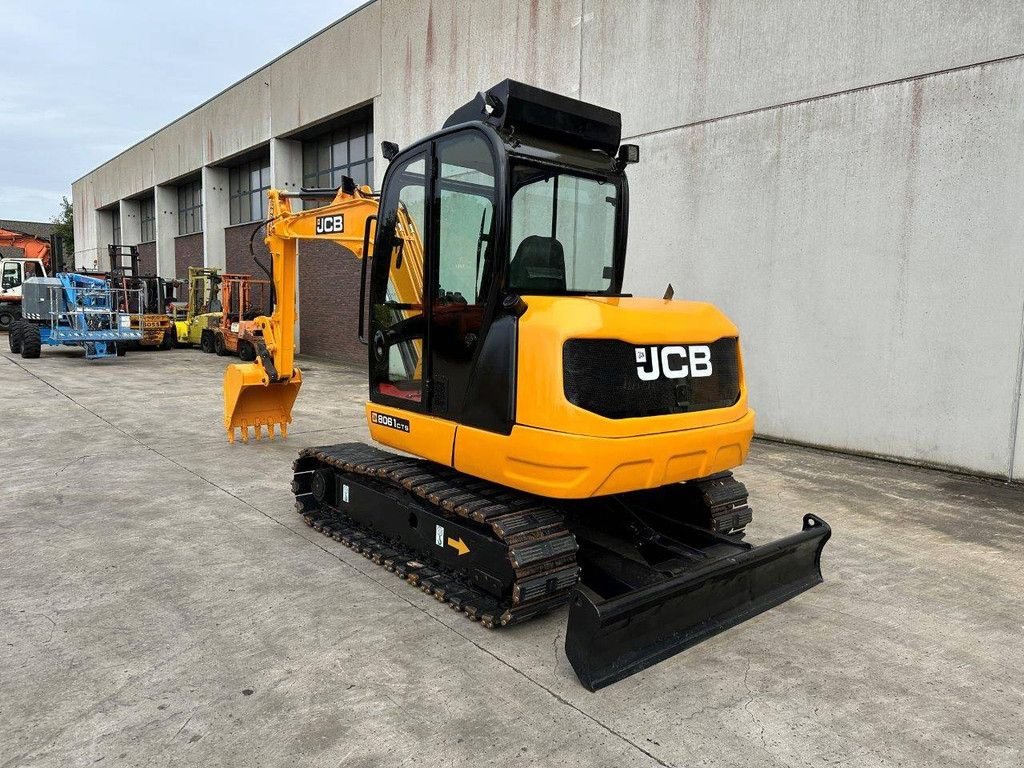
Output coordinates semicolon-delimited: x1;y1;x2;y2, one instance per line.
1;0;367;223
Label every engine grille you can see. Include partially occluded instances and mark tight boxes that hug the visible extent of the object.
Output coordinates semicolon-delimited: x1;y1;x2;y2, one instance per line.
563;337;741;419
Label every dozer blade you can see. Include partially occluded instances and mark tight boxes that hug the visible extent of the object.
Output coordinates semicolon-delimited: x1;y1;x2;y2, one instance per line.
565;514;830;691
223;362;302;443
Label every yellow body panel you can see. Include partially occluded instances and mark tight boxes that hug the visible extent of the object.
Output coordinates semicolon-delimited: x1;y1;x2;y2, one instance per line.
132;314;172;346
359;294;755;498
515;296;749;438
453;413;753;498
175;312;221;345
365;403;458;466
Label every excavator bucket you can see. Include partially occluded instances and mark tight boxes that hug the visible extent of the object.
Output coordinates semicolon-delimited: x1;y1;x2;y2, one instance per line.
224;362;302;443
565;514;831;690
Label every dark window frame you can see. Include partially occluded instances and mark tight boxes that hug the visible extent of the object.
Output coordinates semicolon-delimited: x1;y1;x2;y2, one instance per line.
301;114;374;208
229;158;271;225
178;180;203;236
140;197;156;242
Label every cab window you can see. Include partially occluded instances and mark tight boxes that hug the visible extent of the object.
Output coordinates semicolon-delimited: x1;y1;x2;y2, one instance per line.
2;261;22;290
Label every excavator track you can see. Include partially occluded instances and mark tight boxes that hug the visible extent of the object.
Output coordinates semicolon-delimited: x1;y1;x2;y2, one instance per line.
292;443;581;628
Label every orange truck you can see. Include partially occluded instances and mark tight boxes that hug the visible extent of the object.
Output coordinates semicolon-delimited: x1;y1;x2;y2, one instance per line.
0;226;52;330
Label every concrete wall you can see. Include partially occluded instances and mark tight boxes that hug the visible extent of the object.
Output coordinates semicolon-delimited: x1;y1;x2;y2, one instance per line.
70;0;1024;480
626;58;1024;479
154;185;178;279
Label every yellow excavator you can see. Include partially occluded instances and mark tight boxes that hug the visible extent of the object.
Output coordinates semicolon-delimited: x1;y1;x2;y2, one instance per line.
224;81;830;690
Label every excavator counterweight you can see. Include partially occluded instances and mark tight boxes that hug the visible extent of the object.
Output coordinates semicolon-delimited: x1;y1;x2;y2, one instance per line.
224;80;831;689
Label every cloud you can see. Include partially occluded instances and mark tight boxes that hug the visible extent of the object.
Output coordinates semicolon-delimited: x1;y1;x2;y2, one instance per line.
0;186;65;221
3;0;364;221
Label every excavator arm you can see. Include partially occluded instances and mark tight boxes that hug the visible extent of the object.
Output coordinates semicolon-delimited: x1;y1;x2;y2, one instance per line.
224;184;420;442
224;186;379;442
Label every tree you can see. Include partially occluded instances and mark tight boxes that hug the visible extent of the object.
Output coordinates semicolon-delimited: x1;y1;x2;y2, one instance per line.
51;196;74;265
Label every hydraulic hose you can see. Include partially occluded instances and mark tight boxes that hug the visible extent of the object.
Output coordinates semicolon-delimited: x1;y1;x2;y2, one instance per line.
249;220;274;313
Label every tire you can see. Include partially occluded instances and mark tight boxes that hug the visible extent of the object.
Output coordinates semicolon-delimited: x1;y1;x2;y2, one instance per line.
8;320;22;353
159;330;174;350
200;331;215;354
214;333;227;356
20;324;41;359
115;343;127;357
0;308;16;331
238;341;256;362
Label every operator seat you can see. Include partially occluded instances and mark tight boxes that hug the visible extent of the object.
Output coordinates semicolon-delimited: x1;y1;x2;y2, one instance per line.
509;235;566;293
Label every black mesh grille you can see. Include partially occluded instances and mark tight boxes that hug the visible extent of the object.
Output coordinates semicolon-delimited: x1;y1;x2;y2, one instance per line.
563;338;741;419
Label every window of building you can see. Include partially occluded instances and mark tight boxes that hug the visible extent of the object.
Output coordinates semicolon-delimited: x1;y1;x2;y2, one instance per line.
140;197;156;242
178;180;203;235
111;209;121;245
302;114;374;196
229;158;271;225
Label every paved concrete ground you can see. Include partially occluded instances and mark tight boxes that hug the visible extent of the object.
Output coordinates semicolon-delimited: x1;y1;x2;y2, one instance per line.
1;344;1022;768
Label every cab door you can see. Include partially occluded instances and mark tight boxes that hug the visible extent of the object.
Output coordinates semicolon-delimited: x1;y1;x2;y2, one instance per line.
369;129;507;442
429;131;499;421
368;150;430;409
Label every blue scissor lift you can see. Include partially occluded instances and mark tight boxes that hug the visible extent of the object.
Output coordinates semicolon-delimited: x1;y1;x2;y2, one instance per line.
10;273;143;360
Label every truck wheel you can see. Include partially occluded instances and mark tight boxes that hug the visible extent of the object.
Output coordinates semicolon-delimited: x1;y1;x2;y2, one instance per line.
214;333;228;356
0;308;16;330
115;342;127;357
8;320;23;353
160;330;174;350
20;324;41;359
200;330;215;353
238;341;256;362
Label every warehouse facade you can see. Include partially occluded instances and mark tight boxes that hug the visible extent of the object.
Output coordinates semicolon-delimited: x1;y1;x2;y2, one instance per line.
72;0;1024;481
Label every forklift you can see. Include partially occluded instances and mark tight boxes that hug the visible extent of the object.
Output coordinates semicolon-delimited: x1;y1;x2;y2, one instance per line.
212;273;270;361
173;266;222;350
107;245;178;349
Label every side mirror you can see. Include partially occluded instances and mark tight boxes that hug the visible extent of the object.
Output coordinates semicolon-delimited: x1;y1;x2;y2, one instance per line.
381;141;399;161
616;144;640;167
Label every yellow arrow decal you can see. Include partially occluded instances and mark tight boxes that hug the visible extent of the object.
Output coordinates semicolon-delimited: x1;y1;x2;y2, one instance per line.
447;537;470;556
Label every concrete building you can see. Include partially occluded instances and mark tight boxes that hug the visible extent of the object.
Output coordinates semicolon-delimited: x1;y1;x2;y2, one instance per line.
72;0;1024;481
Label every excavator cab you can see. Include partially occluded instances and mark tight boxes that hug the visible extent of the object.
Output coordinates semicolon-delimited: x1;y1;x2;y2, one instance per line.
365;83;631;468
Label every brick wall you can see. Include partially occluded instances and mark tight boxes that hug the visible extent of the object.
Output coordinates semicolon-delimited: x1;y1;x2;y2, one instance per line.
174;233;204;279
137;242;156;275
298;240;367;366
224;223;270;277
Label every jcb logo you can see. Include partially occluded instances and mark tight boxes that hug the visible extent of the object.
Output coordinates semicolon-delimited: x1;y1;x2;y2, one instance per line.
635;345;713;381
315;214;345;234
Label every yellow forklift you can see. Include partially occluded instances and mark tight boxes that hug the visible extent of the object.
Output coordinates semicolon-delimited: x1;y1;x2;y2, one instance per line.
173;266;222;350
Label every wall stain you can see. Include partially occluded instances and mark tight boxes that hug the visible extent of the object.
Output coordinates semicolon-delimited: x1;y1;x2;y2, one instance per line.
692;0;712;121
894;79;924;329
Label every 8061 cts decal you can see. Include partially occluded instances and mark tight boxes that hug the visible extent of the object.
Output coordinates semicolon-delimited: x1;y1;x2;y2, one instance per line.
371;411;411;433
